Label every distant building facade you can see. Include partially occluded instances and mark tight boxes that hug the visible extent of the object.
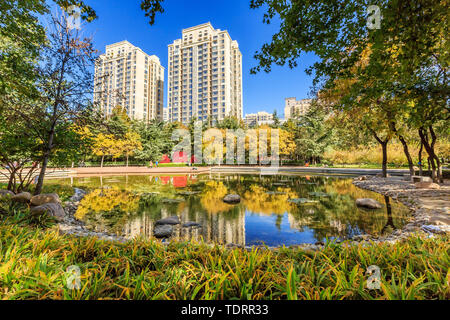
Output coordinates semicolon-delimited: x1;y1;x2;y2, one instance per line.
284;98;312;120
167;23;243;124
94;40;164;121
244;111;274;127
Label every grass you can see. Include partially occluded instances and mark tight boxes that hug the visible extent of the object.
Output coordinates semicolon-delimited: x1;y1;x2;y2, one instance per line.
0;207;448;300
0;184;448;300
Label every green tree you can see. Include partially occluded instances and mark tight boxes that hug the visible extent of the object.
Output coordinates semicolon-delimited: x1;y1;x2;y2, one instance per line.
285;102;334;165
134;120;176;163
7;12;99;194
250;0;448;181
272;110;280;128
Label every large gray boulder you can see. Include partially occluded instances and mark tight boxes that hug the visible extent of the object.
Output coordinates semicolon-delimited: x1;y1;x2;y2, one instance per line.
30;193;61;206
153;225;173;238
155;216;181;226
11;192;32;204
30;203;65;221
223;194;241;204
356;198;382;209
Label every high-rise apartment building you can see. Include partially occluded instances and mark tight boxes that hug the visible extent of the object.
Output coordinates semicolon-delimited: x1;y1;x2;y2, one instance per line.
94;41;164;122
167;23;243;124
284;98;312;120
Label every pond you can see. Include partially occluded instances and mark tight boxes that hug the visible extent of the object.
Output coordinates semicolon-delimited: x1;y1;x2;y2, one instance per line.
50;174;411;247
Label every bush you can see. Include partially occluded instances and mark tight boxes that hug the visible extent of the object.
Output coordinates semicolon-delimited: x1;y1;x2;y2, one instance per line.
324;141;450;167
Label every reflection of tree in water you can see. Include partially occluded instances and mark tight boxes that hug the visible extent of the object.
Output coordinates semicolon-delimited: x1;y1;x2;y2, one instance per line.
75;188;141;235
381;196;397;234
68;174;410;245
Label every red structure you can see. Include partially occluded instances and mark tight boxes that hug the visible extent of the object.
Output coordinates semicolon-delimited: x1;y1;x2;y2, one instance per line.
160;152;197;164
173;176;188;188
172;151;189;163
160;154;171;164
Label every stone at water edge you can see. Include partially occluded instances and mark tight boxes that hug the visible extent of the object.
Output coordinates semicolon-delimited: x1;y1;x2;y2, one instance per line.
415;182;441;190
162;198;185;204
421;225;446;235
11;192;32;204
182;222;202;228
71;188;87;202
223;194;241;204
153;225;174;238
155;216;181;226
412;176;432;183
356;198;382;209
30;193;61;206
30;203;65;221
288;198;319;205
0;190;14;198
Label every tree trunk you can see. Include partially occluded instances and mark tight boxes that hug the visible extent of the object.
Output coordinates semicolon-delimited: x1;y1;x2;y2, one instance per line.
34;128;55;195
34;152;50;195
371;129;389;178
419;127;441;183
429;126;443;183
101;155;104;168
126;154;129;167
381;141;388;178
389;121;414;178
418;142;423;176
7;166;16;192
398;135;414;178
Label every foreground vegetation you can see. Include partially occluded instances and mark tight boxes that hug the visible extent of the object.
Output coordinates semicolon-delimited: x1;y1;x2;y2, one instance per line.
0;204;448;300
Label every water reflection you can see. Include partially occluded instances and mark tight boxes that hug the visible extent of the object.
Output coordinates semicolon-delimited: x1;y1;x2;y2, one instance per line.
50;174;411;246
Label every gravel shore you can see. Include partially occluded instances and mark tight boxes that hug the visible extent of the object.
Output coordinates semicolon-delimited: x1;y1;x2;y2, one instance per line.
353;176;449;242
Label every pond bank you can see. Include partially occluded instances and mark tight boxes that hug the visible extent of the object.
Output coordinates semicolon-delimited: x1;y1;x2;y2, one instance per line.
352;176;450;242
56;173;450;250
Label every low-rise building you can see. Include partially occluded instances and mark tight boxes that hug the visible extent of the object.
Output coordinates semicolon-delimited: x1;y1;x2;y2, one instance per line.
244;111;274;127
284;98;312;120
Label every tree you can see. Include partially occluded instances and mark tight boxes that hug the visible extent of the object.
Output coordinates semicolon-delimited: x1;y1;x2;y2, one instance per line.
250;0;448;181
92;133;116;168
0;111;40;193
216;116;245;130
278;129;296;164
134;120;176;163
285;102;335;165
120;131;143;167
0;0;96;98
272;110;280;128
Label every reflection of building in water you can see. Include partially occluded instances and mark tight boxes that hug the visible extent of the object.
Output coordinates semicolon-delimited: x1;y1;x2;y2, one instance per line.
123;204;246;246
287;212;348;238
287;213;314;233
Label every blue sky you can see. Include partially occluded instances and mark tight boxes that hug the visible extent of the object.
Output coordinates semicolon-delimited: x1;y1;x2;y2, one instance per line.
78;0;318;117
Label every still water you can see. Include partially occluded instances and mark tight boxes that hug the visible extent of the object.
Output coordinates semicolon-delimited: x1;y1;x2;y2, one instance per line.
52;174;410;247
